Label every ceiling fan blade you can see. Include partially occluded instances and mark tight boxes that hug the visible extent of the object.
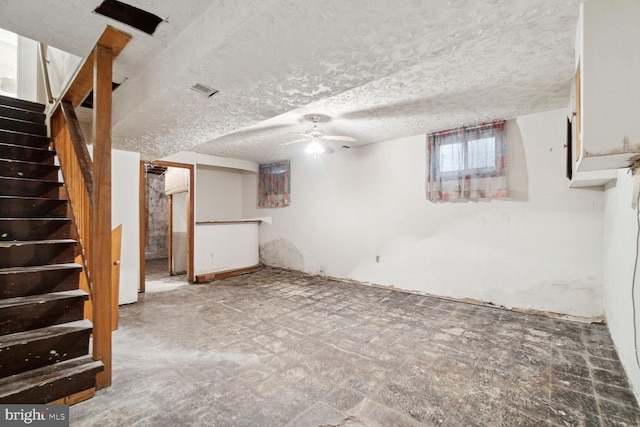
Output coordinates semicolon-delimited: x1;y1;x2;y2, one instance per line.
290;132;312;136
279;138;310;146
324;135;358;142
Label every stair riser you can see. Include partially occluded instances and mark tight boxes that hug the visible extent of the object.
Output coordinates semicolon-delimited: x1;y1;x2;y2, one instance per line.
0;179;61;198
0;144;54;164
0;329;91;378
0;161;58;180
0;130;49;149
0;117;47;136
0;268;80;299
0;199;67;218
0;242;76;268
0;95;45;113
0;219;71;241
0;364;101;404
0;295;86;335
0;105;45;124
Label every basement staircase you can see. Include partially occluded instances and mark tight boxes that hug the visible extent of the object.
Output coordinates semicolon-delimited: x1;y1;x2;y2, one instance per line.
0;94;103;404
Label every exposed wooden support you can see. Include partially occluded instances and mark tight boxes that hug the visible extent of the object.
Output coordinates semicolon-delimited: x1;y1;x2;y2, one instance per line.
63;26;131;108
151;161;195;283
92;44;113;390
138;161;146;293
195;264;264;283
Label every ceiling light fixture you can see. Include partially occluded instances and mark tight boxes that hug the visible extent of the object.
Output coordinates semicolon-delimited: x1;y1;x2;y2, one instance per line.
305;139;325;155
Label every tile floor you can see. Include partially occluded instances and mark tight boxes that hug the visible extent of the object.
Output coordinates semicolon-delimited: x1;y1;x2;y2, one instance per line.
71;268;640;426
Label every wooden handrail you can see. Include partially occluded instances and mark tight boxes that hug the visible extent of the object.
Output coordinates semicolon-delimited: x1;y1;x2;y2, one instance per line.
60;101;94;201
38;43;54;104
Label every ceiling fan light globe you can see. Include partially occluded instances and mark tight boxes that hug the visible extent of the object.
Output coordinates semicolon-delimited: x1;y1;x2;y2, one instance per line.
305;140;325;155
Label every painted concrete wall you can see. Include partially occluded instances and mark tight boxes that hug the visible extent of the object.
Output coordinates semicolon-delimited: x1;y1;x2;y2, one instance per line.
194;223;260;275
603;170;640;402
145;172;168;259
242;108;604;318
195;165;243;221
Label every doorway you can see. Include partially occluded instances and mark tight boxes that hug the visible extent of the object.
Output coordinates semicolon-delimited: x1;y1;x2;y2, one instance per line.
139;160;195;292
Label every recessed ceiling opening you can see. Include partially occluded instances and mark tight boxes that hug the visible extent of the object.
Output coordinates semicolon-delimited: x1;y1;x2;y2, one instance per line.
190;83;219;98
81;82;121;109
94;0;163;35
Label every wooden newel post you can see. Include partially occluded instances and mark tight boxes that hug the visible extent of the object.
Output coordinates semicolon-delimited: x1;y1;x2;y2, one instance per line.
93;44;113;389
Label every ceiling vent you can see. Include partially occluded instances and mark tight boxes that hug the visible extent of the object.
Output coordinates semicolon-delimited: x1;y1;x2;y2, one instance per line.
190;83;219;98
94;0;163;35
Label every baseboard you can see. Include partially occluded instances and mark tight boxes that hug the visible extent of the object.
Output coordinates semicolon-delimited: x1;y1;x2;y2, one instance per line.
195;263;263;283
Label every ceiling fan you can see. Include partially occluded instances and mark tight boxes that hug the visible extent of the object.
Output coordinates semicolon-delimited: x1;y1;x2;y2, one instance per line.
279;115;357;154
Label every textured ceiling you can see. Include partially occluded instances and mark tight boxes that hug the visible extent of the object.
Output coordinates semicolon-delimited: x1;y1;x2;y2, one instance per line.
0;0;581;163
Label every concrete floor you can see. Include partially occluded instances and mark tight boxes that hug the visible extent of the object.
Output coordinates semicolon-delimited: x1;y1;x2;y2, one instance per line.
71;267;640;426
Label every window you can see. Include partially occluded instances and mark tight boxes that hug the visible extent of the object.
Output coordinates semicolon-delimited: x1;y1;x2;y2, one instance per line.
258;160;291;208
426;121;508;202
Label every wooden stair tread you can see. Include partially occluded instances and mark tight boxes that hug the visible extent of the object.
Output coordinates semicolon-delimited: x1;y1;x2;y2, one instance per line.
0;195;66;202
0;116;43;126
0;355;101;388
0;129;48;139
0;142;52;152
0;176;61;185
0;217;71;222
0;158;58;168
0;196;66;202
0;144;55;164
0;95;45;113
0;105;45;124
0;262;82;274
0;355;102;389
0;289;87;310
0;356;103;404
0;319;92;347
0;116;47;136
0;239;76;248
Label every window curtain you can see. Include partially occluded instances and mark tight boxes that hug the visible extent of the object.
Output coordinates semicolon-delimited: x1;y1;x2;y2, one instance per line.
258;160;291;208
425;121;508;202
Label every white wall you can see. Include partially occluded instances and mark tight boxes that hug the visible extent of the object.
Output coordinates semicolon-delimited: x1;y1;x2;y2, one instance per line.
87;146;140;305
46;45;82;103
194;223;260;275
243;108;604;318
172;191;188;274
16;36;38;102
111;149;140;304
195;165;243;221
603;170;640;402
